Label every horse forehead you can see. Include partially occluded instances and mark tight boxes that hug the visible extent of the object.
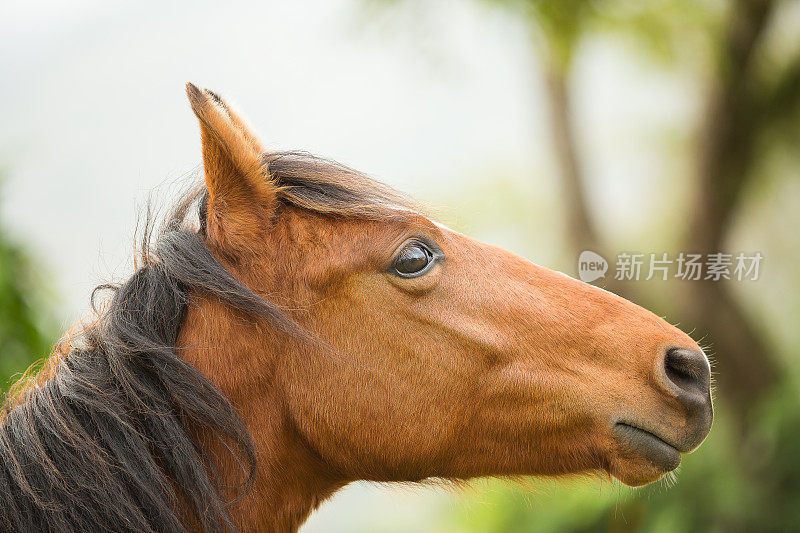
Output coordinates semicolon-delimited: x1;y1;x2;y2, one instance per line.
330;209;440;238
377;208;456;236
282;207;460;254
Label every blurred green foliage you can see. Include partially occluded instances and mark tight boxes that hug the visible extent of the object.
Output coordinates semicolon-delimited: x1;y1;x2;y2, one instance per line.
0;181;57;396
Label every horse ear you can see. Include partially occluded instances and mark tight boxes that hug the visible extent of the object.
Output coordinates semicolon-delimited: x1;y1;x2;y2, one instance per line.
186;83;277;249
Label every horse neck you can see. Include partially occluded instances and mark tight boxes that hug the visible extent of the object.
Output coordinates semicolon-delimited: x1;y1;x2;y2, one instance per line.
177;295;345;532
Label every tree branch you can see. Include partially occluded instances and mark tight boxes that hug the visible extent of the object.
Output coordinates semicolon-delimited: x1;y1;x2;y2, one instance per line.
542;57;602;256
759;50;800;127
689;0;774;253
684;0;781;405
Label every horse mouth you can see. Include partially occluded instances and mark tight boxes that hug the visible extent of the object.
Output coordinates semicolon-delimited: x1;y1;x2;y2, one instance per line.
612;422;681;472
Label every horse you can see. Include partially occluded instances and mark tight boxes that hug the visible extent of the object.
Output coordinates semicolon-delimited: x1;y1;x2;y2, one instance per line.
0;84;713;532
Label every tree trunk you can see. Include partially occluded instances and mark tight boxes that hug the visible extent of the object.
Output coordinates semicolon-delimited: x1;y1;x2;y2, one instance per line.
683;0;781;410
542;55;602;258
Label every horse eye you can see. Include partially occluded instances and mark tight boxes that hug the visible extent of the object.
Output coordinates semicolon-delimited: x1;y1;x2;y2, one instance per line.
391;241;436;277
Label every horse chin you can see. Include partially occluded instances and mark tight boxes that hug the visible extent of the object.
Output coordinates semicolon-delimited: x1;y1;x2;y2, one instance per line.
607;433;682;487
609;458;675;487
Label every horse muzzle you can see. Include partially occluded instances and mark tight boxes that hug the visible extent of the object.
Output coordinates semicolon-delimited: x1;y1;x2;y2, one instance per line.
610;347;713;484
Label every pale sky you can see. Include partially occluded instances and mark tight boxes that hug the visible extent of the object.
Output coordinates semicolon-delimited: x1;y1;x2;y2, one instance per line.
0;1;698;530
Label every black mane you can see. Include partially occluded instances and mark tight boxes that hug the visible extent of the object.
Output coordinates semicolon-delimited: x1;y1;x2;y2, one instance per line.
0;153;414;532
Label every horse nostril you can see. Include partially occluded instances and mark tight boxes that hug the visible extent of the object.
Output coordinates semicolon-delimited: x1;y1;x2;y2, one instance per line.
663;347;710;399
